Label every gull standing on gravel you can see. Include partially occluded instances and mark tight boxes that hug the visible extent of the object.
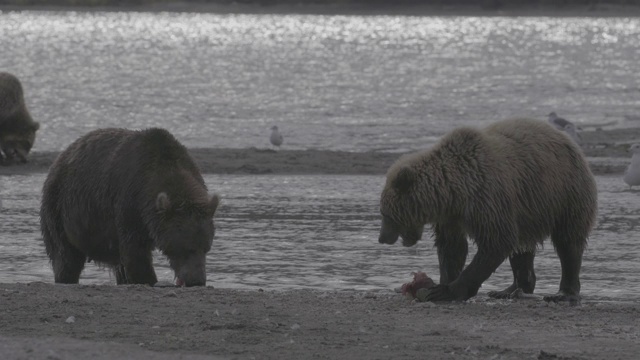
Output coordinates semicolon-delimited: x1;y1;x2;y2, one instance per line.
270;125;283;149
623;143;640;188
547;112;573;131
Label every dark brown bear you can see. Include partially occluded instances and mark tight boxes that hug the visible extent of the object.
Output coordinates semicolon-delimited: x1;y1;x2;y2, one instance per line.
0;72;40;164
40;128;220;287
378;118;597;305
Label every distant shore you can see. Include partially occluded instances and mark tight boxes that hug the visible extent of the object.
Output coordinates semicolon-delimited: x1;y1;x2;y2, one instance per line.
1;0;640;17
0;148;404;176
0;143;632;178
1;126;637;176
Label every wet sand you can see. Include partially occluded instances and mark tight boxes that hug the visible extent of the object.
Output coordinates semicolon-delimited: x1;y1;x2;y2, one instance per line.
1;283;639;360
0;147;403;176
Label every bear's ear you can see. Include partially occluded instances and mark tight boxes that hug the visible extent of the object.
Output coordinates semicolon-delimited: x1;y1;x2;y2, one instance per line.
32;122;40;131
393;166;416;191
156;192;171;211
209;194;220;216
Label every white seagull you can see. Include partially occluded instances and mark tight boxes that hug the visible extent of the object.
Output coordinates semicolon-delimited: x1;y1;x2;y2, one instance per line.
623;143;640;188
547;112;581;145
547;112;574;131
270;125;283;149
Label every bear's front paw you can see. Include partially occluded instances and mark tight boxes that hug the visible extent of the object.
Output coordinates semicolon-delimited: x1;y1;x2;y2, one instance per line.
487;284;519;299
415;284;459;302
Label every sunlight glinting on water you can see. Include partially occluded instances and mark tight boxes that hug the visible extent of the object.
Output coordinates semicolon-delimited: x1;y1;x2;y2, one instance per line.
1;12;640;153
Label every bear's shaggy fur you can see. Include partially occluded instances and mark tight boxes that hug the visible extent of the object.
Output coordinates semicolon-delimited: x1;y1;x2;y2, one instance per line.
0;72;39;164
40;128;220;287
378;118;597;304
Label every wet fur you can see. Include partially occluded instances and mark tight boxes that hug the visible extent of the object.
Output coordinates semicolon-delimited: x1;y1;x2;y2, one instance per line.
40;128;219;286
379;118;598;303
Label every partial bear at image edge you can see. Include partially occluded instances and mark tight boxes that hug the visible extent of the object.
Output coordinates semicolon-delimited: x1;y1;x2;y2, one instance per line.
0;72;40;165
378;117;598;305
40;127;220;287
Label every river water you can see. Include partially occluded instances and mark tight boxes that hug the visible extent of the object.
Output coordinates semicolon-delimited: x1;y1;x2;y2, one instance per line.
1;174;639;302
1;11;639;153
1;10;639;301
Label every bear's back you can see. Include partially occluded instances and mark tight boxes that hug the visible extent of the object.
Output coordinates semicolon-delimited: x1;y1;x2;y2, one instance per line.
56;127;192;169
482;118;588;178
485;117;573;148
48;127;205;198
483;118;597;242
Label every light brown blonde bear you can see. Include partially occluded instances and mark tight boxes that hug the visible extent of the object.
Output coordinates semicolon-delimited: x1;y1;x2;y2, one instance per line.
378;118;597;304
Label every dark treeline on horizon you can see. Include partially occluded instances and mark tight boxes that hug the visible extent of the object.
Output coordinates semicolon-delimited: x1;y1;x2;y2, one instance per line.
227;0;640;4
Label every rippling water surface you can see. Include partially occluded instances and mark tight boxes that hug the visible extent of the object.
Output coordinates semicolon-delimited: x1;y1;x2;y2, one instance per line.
1;11;639;152
1;174;639;302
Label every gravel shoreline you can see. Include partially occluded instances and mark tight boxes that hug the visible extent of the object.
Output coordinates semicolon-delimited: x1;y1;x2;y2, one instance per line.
2;123;638;176
1;283;639;360
0;142;634;178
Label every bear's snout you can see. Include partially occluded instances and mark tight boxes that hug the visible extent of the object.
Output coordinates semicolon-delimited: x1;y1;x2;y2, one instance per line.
378;221;400;245
378;233;399;244
172;253;207;287
378;217;400;244
175;269;206;287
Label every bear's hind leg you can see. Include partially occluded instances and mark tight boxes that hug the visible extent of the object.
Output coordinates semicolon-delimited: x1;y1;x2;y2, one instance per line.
488;251;536;299
545;233;584;305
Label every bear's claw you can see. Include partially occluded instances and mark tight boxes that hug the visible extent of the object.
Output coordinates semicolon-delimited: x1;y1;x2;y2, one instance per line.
487;284;519;299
